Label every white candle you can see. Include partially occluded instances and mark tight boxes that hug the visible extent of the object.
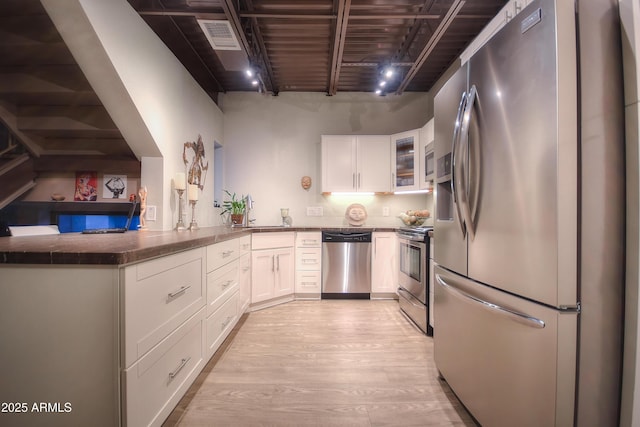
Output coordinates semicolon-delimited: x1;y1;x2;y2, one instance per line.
174;173;186;190
188;184;199;201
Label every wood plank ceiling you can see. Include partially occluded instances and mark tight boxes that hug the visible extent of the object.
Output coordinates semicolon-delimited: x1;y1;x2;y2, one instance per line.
129;0;509;97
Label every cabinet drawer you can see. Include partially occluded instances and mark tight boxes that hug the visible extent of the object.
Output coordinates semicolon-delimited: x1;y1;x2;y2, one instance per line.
124;308;205;427
295;247;322;271
295;270;322;293
206;291;238;358
251;232;294;250
207;259;239;316
296;232;321;248
123;248;205;368
207;239;240;272
239;235;251;254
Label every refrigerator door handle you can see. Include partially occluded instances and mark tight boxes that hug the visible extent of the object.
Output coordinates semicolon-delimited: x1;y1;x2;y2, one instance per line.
436;274;546;329
451;91;467;238
458;85;478;240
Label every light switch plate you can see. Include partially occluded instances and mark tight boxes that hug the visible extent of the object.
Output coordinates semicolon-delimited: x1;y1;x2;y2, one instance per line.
146;205;157;221
306;207;323;216
383;207;389;217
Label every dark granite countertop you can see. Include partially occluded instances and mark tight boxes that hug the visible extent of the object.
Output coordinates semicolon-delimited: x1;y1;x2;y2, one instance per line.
0;225;398;265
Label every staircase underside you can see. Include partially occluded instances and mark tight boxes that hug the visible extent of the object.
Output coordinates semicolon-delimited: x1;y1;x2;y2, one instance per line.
0;0;139;208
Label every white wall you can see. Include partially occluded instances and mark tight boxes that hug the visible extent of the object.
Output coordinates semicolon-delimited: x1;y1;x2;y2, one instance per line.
219;92;434;227
621;0;640;425
42;0;224;230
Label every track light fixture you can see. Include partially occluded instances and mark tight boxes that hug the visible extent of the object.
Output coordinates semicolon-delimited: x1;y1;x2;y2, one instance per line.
244;64;264;92
375;64;396;96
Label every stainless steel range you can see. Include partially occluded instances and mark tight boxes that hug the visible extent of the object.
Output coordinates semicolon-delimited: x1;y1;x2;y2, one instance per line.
396;226;432;335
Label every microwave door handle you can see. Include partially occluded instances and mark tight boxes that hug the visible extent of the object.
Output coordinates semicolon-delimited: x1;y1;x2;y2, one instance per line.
451;91;467;238
458;85;477;240
436;274;546;329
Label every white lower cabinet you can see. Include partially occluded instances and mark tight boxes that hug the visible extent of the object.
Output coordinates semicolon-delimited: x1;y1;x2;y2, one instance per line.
122;248;206;368
207;259;239;316
295;232;322;298
121;247;207;427
123;235;249;427
205;236;247;358
295;270;322;294
123;308;206;427
251;232;295;308
237;235;252;314
371;232;399;296
206;291;238;358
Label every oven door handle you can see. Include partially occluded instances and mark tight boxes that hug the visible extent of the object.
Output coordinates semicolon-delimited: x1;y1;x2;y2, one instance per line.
397;237;426;249
398;288;424;309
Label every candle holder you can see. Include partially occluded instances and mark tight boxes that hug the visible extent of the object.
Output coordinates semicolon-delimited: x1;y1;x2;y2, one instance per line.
174;189;187;231
280;208;290;227
188;200;199;231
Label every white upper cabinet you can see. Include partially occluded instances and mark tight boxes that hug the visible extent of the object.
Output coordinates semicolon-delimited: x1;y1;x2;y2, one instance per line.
321;135;390;193
357;135;391;192
419;118;435;190
391;129;420;191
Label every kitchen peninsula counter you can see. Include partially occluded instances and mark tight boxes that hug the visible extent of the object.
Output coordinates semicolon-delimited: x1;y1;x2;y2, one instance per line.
0;225;397;265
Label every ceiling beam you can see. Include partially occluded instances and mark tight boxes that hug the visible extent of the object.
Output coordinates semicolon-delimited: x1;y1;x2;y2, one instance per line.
328;0;351;95
135;9;492;21
236;12;489;20
393;0;435;63
244;0;277;94
396;0;466;94
137;10;226;19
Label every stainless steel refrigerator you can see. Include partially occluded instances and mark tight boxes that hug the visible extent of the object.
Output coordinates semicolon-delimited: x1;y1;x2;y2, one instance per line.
433;0;625;426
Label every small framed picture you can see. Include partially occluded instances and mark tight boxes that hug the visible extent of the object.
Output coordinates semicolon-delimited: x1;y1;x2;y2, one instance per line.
74;171;98;201
103;174;128;199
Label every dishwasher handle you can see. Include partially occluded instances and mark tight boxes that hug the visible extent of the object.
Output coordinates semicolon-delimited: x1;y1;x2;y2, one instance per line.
322;231;372;243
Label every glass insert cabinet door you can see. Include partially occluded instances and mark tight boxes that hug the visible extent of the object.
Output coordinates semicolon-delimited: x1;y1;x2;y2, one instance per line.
392;129;419;191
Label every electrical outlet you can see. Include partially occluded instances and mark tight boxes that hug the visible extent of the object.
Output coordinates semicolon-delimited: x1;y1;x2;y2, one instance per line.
306;207;323;216
383;207;389;217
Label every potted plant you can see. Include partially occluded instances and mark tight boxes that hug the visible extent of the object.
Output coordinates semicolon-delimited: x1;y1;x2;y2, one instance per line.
220;190;246;226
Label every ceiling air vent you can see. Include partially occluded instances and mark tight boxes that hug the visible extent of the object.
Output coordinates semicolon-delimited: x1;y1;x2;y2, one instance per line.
197;19;241;51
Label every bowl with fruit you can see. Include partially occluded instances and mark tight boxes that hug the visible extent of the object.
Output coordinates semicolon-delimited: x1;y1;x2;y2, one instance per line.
399;209;430;226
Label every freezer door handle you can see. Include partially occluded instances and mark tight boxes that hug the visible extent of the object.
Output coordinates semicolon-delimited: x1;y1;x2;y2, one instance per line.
458;85;477;240
451;91;467;238
436;274;545;329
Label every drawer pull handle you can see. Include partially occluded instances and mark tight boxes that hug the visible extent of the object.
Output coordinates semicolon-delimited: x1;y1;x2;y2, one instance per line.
222;316;233;328
302;240;318;245
242;267;250;272
168;357;191;380
167;285;191;301
301;282;316;287
222;250;234;258
222;280;233;288
302;259;317;264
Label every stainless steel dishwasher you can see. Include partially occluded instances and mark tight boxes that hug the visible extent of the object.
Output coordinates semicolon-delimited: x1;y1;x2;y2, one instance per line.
321;231;372;299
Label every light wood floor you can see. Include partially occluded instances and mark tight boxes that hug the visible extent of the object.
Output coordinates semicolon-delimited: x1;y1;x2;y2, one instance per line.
164;300;477;427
